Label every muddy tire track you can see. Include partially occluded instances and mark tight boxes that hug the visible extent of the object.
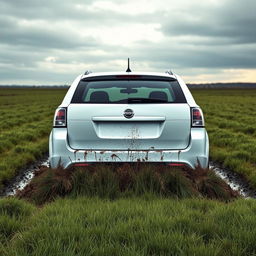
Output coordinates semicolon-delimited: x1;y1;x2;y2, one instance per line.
0;155;49;197
210;162;256;198
1;157;255;198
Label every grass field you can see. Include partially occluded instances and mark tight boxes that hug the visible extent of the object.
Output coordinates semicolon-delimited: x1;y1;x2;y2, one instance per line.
1;87;256;255
16;164;236;205
0;88;66;189
193;89;256;187
1;196;256;255
1;87;256;188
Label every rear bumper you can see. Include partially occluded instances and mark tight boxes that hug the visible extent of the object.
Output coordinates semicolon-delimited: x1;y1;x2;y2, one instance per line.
49;128;209;169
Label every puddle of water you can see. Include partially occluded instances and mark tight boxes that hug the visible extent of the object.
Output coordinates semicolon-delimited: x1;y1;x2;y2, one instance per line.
1;157;49;197
210;162;256;199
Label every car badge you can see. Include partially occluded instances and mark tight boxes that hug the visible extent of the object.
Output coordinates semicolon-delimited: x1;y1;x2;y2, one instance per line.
124;109;134;119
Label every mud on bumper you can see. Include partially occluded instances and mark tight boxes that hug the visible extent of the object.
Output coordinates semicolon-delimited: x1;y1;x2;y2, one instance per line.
49;128;209;169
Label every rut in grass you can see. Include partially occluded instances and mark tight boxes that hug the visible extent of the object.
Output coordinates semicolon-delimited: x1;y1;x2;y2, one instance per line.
17;163;238;205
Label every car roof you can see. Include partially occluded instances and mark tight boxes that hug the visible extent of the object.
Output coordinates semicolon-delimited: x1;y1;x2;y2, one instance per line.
81;71;177;80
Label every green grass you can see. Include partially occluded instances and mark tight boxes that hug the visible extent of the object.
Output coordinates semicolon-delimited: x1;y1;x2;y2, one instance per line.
1;196;256;255
1;87;256;255
191;89;256;187
1;87;256;189
0;197;35;247
0;88;66;189
17;164;237;205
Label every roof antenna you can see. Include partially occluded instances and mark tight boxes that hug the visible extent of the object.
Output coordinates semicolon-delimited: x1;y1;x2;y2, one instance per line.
126;58;132;72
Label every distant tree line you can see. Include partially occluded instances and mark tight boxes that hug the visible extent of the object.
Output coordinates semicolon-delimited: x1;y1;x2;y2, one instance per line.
1;83;256;89
187;83;256;89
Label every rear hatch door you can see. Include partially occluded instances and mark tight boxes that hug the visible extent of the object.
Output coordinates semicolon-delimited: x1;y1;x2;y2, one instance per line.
67;76;191;150
67;104;191;150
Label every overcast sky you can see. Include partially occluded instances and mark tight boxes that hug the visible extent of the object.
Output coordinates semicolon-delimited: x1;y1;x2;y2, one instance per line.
0;0;255;84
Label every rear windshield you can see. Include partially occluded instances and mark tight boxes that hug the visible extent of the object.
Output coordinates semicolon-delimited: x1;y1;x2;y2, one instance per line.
71;80;187;104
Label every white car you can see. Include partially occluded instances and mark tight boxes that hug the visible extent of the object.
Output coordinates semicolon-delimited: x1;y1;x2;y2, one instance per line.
49;71;209;168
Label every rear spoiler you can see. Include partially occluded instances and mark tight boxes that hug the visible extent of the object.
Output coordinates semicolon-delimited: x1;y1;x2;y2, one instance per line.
81;75;177;82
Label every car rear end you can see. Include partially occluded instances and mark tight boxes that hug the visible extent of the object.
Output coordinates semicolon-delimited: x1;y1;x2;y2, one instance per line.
49;72;209;168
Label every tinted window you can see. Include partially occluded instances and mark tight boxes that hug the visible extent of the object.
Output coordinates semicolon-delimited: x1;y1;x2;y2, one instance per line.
71;80;186;104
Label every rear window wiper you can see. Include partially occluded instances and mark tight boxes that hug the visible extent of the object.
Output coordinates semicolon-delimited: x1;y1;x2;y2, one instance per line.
127;97;168;103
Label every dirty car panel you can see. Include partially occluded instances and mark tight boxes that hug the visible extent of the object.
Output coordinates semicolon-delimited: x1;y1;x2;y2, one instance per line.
49;72;209;168
67;104;191;150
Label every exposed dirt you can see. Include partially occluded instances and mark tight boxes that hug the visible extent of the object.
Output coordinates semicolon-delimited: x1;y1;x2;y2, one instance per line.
17;163;238;205
180;164;238;199
17;166;74;204
210;162;256;198
0;156;49;197
1;156;254;201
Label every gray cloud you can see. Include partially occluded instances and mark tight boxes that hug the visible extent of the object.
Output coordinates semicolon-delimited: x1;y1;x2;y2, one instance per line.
161;0;256;44
0;0;156;24
132;45;256;70
0;0;255;84
0;16;99;49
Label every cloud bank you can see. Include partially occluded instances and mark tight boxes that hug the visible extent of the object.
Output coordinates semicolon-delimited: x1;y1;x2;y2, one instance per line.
0;0;255;84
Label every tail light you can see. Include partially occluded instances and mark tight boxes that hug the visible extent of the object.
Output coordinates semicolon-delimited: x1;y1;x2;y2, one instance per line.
73;163;90;167
116;75;141;79
168;163;185;167
53;108;67;127
191;107;205;127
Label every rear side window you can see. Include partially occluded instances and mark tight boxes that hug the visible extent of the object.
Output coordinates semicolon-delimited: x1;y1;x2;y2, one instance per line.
71;80;187;104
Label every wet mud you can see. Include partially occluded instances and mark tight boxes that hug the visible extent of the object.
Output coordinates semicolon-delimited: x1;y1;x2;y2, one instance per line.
210;162;256;198
0;156;49;197
1;157;255;199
